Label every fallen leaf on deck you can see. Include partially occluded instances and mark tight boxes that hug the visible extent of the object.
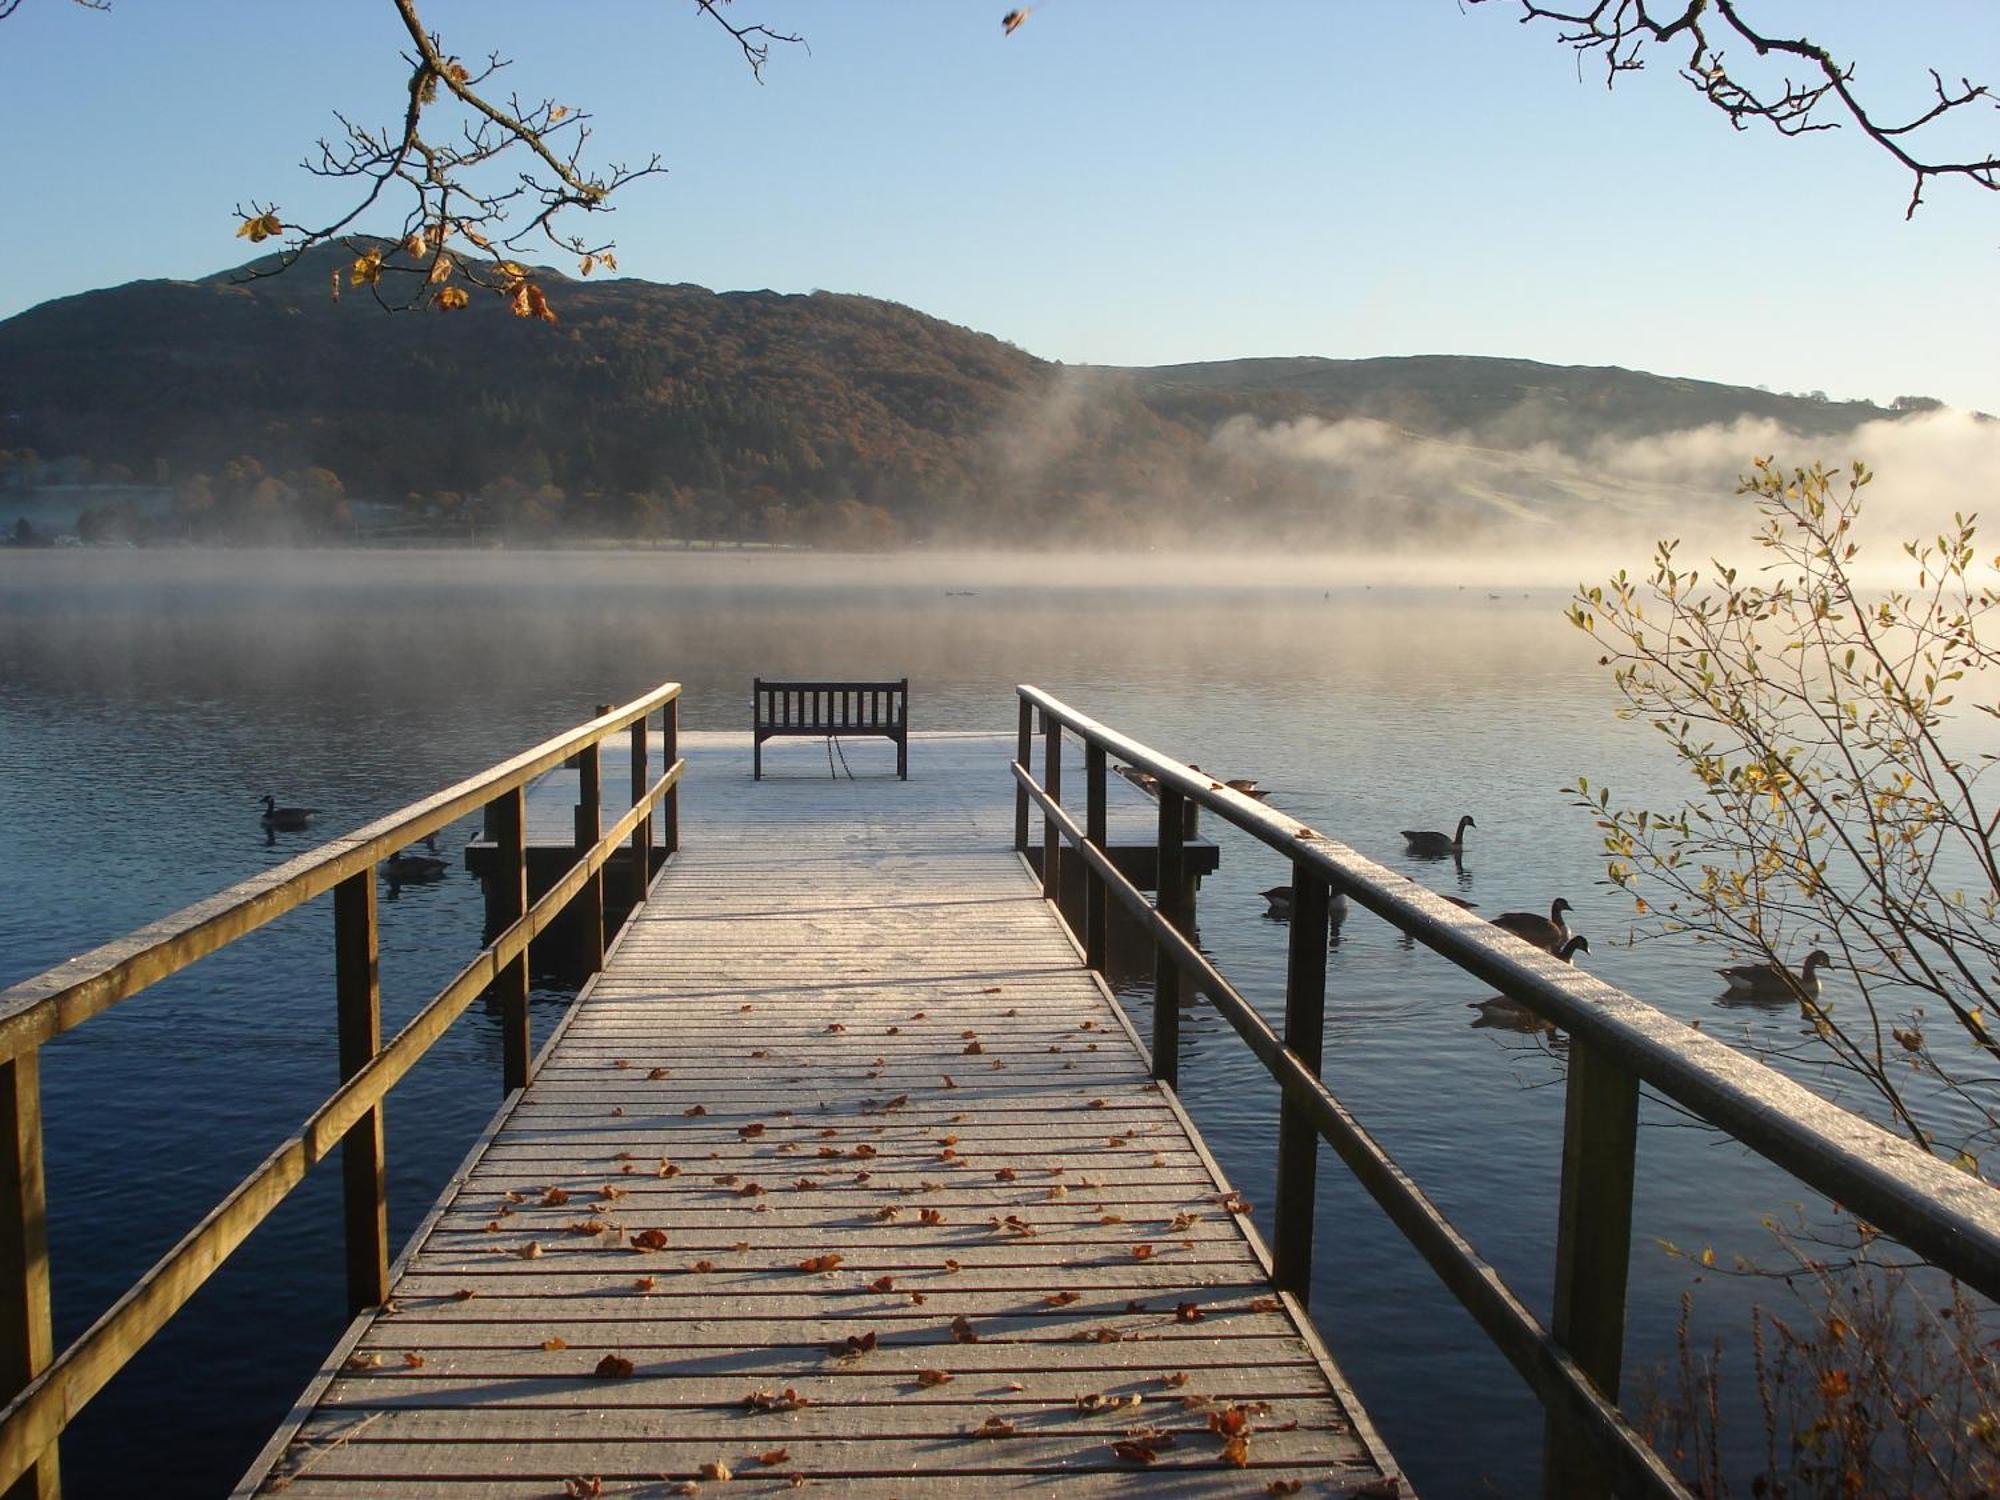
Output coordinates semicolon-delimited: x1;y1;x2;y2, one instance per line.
541;1187;571;1206
683;1105;707;1117
541;1337;568;1351
870;1275;896;1292
700;1460;732;1481
918;1368;954;1386
514;1241;544;1260
343;1352;383;1370
1111;1440;1158;1464
739;1123;766;1138
920;1208;945;1225
594;1354;635;1378
647;1067;670;1080
402;1352;425;1368
1132;1245;1155;1260
630;1228;670;1251
1046;1291;1082;1308
1176;1302;1204;1323
688;1260;716;1274
949;1315;979;1343
798;1254;845;1273
569;1219;610;1236
972;1416;1017;1438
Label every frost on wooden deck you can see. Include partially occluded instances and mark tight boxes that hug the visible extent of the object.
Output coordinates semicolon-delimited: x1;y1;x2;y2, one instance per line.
247;733;1404;1497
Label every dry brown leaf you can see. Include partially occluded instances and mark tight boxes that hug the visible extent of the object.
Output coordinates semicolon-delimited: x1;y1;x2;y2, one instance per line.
700;1461;732;1482
568;1219;609;1236
739;1122;766;1138
919;1208;945;1226
647;1067;670;1080
870;1275;896;1293
402;1351;425;1368
1111;1439;1158;1464
594;1354;635;1378
541;1187;571;1206
452;1287;477;1301
688;1259;716;1274
343;1351;383;1370
949;1314;979;1343
1248;1296;1280;1313
630;1228;670;1251
683;1104;707;1117
917;1368;954;1387
797;1253;845;1273
757;1448;791;1466
742;1387;812;1411
1175;1301;1204;1323
1045;1291;1082;1308
972;1416;1017;1438
1220;1434;1251;1467
541;1336;569;1351
1132;1244;1155;1260
514;1241;544;1260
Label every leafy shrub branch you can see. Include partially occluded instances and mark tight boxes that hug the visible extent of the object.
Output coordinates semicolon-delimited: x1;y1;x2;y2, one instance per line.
1570;461;2000;1159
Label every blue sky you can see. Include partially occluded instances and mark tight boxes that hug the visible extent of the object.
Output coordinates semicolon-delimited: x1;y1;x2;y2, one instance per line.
3;1;1996;410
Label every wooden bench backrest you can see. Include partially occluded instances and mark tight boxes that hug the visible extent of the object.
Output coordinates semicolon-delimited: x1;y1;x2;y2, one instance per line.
753;679;910;779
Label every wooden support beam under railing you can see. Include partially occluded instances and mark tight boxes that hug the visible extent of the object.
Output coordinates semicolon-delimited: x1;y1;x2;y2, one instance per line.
1013;697;1032;854
1274;861;1330;1304
333;871;388;1316
1544;1037;1641;1500
0;1054;53;1500
489;786;530;1095
1152;785;1186;1088
575;705;610;973
1040;711;1061;902
1084;744;1108;973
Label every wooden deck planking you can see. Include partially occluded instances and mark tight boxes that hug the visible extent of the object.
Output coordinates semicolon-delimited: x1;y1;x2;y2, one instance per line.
248;733;1403;1497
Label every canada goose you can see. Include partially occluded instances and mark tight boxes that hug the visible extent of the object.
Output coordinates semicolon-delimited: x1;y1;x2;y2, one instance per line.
1117;766;1160;796
260;795;318;831
1225;778;1269;801
1556;935;1590;963
1491;898;1574;954
1260;885;1350;924
1717;949;1833;1001
1402;815;1475;858
384;850;448;885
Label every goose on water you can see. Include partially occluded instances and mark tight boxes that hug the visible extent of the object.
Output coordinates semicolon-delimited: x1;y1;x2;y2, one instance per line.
1717;949;1832;1001
1491;898;1573;954
384;850;448;886
1259;885;1350;924
260;795;318;831
1403;815;1475;858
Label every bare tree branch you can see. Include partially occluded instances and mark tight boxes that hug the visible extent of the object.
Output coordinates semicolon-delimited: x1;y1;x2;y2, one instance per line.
1474;1;2000;217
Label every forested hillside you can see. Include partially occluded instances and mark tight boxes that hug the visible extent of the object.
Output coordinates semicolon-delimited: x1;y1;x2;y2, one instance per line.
0;246;1918;547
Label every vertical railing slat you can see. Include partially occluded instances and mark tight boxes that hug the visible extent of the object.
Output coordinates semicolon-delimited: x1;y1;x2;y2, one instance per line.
334;871;389;1315
0;1051;56;1500
663;697;681;858
629;713;651;910
1084;744;1108;972
1041;712;1062;902
1273;861;1330;1302
575;707;608;973
1013;696;1033;853
1152;786;1186;1087
1542;1037;1641;1499
490;786;531;1094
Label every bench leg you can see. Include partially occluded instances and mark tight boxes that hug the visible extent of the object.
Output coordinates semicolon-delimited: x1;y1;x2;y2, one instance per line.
754;736;762;781
897;733;908;781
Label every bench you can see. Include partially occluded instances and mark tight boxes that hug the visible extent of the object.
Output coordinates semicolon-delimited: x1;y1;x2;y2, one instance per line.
754;678;909;780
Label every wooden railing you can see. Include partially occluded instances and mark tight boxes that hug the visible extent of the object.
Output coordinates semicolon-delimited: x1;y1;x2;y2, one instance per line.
1012;685;2000;1500
0;683;685;1499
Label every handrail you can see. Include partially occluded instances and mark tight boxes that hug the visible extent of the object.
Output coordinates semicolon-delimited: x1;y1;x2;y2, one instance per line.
1014;684;2000;1499
0;684;682;1065
0;682;684;1497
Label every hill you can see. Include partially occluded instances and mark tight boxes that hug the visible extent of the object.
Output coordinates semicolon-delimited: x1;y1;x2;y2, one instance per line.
0;246;1915;546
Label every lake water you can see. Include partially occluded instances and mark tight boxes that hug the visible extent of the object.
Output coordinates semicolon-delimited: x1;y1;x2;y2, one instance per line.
0;549;1934;1496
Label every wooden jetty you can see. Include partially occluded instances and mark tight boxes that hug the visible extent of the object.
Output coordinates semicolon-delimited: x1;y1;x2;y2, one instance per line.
242;731;1399;1495
9;679;2000;1500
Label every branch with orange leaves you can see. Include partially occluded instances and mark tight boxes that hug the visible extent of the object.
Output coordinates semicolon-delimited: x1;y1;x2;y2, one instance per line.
232;0;801;318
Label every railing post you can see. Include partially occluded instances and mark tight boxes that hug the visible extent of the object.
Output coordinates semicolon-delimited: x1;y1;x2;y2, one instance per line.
1084;744;1108;973
629;712;652;910
1542;1036;1640;1500
489;786;531;1094
1273;861;1330;1303
1013;695;1033;853
575;705;609;974
334;871;389;1315
0;1051;56;1500
1041;711;1062;902
1152;786;1186;1088
662;696;680;860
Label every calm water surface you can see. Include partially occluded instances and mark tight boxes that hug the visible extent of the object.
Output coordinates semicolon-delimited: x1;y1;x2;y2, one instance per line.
0;551;1912;1496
